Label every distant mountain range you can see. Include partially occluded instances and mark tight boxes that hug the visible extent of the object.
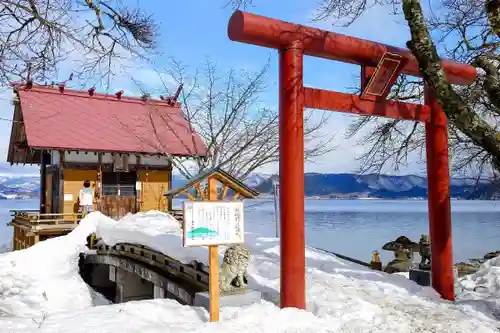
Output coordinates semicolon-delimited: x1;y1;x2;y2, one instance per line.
244;173;494;200
0;168;494;200
0;175;40;200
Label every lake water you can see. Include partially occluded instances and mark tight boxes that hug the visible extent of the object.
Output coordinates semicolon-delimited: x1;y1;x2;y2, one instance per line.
2;199;500;264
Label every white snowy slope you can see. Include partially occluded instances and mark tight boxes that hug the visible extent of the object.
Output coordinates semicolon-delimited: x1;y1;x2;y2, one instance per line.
0;211;498;332
456;256;500;319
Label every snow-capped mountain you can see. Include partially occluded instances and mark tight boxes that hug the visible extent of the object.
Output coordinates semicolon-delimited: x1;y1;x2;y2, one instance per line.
0;175;40;199
0;167;494;200
248;172;493;199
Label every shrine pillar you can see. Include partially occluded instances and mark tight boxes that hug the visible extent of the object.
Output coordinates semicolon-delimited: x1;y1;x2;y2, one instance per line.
279;39;306;309
424;85;454;301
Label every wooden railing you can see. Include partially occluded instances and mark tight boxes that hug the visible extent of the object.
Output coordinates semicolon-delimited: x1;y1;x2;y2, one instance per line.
10;210;82;226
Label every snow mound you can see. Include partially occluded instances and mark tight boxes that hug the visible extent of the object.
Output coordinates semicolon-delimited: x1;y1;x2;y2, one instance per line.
457;256;500;318
0;212;111;317
96;211;500;332
0;210;499;332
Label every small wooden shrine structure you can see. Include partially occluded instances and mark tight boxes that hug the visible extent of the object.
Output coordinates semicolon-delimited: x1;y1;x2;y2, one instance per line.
165;167;259;221
7;83;206;249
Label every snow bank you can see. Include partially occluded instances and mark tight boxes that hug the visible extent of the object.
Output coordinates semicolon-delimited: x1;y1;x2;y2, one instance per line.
96;211;500;332
456;256;500;319
0;210;499;332
0;212;111;317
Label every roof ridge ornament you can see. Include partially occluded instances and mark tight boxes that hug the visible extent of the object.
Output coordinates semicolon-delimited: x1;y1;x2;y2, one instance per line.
58;73;73;93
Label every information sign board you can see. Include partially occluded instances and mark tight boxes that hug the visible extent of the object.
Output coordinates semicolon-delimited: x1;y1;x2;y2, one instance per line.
182;201;244;247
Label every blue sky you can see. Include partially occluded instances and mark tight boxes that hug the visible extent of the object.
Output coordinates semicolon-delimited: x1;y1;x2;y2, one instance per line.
0;0;427;176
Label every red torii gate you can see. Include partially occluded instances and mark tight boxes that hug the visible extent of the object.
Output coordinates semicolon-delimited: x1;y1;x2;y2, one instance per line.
227;11;477;308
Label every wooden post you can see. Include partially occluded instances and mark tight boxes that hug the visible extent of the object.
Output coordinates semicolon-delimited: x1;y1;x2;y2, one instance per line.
424;85;454;301
40;151;47;213
97;153;103;212
167;161;173;212
13;227;17;250
207;176;220;322
279;39;306;309
21;229;26;249
58;150;65;214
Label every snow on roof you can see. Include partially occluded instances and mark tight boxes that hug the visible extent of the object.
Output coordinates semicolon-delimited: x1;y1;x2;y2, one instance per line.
0;211;499;332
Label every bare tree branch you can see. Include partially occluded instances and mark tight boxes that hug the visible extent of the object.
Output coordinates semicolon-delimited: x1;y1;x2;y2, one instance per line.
309;0;500;179
126;58;337;180
0;0;157;88
402;0;500;169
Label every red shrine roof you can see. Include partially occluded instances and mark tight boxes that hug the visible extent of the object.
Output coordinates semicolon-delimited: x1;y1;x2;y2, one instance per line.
7;84;207;163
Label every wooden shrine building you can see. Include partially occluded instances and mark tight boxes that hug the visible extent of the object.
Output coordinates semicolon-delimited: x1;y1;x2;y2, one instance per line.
7;83;206;249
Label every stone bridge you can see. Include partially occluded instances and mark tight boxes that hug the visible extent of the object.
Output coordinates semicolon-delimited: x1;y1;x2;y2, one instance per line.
79;243;211;306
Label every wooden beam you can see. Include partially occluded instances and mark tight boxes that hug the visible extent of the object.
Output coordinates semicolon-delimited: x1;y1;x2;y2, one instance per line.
181;190;195;201
227;11;477;85
304;87;431;122
195;183;206;200
221;184;229;200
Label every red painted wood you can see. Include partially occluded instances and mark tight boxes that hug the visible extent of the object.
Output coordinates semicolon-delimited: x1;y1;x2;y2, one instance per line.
361;66;376;92
424;85;455;301
304;88;431;122
228;11;477;85
279;40;306;309
227;10;472;307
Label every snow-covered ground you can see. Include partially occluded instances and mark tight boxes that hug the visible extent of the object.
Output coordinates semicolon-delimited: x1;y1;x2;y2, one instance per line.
0;211;500;332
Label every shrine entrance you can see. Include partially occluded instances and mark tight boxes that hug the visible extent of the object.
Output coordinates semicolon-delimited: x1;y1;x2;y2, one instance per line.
227;11;477;308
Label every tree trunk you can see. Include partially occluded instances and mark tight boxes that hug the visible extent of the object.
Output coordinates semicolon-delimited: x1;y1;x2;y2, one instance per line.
402;0;500;167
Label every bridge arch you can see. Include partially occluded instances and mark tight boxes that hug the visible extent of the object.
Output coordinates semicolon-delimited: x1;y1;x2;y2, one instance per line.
79;243;209;305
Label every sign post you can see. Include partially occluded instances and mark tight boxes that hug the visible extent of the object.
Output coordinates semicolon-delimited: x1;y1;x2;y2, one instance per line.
207;177;219;322
182;177;245;322
273;181;280;238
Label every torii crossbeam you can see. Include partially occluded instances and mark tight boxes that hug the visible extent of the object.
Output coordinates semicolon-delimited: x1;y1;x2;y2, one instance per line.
227;11;477;309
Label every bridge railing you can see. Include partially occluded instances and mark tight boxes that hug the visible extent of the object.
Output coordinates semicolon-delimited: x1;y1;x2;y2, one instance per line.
95;243;209;290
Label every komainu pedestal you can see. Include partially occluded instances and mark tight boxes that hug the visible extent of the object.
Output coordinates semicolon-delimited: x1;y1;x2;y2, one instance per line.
194;244;262;310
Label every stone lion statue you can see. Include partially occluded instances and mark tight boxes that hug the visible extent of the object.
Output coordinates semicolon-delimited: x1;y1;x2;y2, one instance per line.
219;244;251;294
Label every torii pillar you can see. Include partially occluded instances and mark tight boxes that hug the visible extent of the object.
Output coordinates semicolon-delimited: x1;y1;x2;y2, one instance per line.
227;11;477;308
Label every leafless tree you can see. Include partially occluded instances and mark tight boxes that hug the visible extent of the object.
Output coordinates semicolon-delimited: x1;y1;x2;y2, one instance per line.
130;59;336;180
229;0;500;181
0;0;157;87
335;0;500;180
